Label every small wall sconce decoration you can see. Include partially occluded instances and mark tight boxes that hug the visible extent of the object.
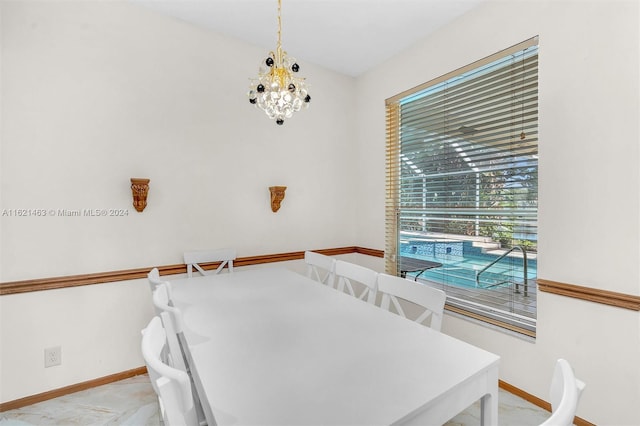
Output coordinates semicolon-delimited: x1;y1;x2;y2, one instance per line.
269;186;286;213
130;178;150;212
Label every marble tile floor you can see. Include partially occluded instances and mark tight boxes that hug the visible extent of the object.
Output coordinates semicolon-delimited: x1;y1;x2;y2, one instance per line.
0;375;159;426
1;374;551;425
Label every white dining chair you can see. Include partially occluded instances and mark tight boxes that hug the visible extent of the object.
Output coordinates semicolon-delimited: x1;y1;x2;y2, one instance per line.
152;283;187;372
183;248;236;277
334;260;378;304
539;359;586;426
147;268;165;315
147;267;163;291
141;316;199;426
377;273;447;331
152;284;209;425
148;272;174;302
304;251;336;287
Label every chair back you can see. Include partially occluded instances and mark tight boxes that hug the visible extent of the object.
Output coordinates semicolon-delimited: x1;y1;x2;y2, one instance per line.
334;260;378;304
153;283;187;372
184;248;236;277
147;267;163;291
304;251;336;287
141;316;198;426
147;268;165;315
540;359;586;426
377;273;446;331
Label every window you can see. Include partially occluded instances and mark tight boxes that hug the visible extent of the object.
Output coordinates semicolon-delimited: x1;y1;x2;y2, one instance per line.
385;38;538;337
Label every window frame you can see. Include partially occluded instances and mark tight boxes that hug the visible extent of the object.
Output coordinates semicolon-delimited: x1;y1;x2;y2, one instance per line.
385;37;539;337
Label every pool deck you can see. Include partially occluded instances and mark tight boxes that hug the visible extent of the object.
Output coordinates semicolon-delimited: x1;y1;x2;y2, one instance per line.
414;274;538;323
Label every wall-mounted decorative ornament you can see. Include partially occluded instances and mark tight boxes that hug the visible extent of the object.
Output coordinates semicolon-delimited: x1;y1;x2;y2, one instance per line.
269;186;286;212
130;178;150;212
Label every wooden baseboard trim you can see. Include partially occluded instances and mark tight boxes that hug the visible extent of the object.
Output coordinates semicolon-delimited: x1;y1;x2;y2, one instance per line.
0;247;364;295
499;380;594;426
0;366;147;412
499;379;550;411
1;367;594;425
538;278;640;311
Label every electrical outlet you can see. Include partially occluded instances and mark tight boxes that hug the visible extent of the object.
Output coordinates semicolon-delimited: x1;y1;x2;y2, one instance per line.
44;346;61;368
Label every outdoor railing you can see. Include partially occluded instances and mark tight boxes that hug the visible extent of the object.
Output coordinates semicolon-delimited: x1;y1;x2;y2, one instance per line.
475;246;528;296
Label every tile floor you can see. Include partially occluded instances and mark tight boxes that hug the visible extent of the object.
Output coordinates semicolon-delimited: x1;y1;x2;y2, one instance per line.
0;375;159;426
0;374;551;425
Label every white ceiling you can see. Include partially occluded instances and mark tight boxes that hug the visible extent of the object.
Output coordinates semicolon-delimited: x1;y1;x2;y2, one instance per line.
130;0;485;77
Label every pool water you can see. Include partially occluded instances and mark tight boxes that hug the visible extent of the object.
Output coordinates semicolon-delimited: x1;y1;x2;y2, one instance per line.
400;240;537;290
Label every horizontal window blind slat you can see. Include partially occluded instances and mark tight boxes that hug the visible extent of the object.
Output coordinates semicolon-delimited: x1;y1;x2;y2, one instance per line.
387;36;538;104
401;73;539;119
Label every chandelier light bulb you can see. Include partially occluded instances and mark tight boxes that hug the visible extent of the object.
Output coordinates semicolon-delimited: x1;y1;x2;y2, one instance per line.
247;0;310;125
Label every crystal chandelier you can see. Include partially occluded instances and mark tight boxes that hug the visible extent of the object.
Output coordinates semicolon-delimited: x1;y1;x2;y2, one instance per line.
247;0;310;125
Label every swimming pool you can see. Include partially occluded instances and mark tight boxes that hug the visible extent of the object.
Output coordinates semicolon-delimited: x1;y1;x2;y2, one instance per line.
400;239;537;290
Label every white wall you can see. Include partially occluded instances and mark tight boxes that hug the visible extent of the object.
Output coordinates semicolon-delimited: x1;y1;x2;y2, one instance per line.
2;1;640;424
355;1;640;424
0;0;356;282
0;277;156;402
0;0;356;402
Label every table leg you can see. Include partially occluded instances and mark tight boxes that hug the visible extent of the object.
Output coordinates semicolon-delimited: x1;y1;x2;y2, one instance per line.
480;368;499;426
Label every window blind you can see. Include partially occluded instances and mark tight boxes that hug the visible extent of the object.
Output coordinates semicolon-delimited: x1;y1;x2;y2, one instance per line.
385;38;539;336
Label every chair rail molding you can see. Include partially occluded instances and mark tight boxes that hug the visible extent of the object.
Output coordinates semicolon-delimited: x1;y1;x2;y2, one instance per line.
0;247;361;295
537;279;640;311
3;249;638;315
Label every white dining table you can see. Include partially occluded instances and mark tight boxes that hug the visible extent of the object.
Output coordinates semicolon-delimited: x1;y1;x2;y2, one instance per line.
169;267;500;426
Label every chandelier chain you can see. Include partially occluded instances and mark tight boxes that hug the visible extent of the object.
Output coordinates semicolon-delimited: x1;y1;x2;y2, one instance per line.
277;0;282;52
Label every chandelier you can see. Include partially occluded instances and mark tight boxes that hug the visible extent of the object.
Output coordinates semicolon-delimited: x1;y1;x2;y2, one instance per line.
247;0;310;125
